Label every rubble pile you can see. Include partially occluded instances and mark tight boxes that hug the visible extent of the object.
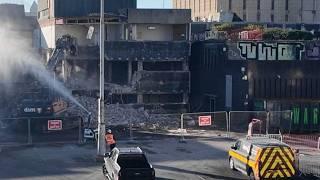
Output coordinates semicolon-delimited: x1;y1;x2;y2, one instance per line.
67;96;180;130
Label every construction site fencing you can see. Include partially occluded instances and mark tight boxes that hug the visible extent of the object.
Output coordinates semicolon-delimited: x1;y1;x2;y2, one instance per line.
180;111;228;136
298;153;320;177
283;134;320;151
268;111;293;134
0;116;83;147
142;113;181;132
229;111;268;136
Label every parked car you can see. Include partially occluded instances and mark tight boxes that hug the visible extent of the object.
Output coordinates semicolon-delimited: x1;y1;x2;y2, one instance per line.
229;137;296;180
102;147;155;180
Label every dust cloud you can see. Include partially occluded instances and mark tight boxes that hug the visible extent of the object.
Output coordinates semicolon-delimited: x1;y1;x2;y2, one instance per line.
0;22;89;113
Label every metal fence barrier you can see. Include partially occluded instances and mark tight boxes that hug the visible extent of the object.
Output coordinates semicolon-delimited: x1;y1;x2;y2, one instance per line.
298;154;320;177
283;134;320;151
268;111;293;134
0;116;83;147
229;111;268;137
180;111;228;138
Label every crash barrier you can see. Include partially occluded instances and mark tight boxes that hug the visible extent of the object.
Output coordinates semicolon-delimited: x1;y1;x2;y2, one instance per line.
283;134;320;151
0;116;83;147
179;112;228;138
298;153;320;177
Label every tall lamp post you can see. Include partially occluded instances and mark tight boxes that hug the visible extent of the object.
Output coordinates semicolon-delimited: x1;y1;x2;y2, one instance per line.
97;0;106;157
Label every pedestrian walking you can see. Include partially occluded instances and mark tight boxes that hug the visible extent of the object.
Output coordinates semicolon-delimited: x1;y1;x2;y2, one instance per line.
105;129;116;151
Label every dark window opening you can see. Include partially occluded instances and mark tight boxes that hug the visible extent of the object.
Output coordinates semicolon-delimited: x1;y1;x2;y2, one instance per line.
271;14;274;22
143;94;183;103
243;0;246;10
257;0;260;10
108;94;137;104
143;62;183;71
285;0;289;10
271;0;275;10
109;62;128;85
229;0;232;10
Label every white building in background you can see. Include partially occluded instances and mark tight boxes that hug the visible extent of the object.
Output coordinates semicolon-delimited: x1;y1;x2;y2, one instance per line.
173;0;320;24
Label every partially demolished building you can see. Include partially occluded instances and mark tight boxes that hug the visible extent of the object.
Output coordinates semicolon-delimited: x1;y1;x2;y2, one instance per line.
36;0;191;113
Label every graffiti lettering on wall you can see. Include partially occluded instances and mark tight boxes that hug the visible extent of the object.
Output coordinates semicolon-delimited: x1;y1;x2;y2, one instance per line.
192;31;226;41
228;41;320;60
238;42;305;61
292;107;319;125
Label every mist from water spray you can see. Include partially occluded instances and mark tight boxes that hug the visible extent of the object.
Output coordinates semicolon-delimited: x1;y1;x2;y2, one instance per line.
0;21;89;114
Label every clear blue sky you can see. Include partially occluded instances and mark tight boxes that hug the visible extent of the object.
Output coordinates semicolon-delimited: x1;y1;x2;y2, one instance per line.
0;0;172;11
138;0;172;9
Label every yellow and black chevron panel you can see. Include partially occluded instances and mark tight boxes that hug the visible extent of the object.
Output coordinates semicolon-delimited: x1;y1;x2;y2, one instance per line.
258;147;295;179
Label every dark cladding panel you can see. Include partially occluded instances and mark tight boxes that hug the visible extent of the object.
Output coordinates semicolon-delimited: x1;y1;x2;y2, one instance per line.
54;0;137;18
105;41;189;61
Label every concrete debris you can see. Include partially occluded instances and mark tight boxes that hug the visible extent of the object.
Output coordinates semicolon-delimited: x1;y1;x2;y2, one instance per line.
105;83;135;94
67;96;180;130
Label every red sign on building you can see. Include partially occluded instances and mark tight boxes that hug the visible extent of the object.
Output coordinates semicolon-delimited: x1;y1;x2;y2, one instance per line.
48;120;63;131
198;116;212;126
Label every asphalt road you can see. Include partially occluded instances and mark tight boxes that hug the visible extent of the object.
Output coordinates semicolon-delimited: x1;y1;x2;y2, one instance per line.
0;136;247;180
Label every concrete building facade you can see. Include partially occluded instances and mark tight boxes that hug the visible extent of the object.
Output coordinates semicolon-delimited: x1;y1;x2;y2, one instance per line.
173;0;320;24
36;6;192;113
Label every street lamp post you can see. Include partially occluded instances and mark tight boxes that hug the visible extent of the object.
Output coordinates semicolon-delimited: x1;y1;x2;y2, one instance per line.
97;0;106;157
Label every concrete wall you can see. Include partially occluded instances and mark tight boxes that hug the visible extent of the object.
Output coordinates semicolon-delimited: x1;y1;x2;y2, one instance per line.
133;24;174;41
40;25;56;48
127;9;191;24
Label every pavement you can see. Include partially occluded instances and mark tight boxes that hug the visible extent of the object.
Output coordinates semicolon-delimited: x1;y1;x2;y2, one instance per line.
0;135;247;180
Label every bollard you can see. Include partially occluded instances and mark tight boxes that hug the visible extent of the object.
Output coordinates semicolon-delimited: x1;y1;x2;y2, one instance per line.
179;113;186;143
78;118;83;144
27;119;32;145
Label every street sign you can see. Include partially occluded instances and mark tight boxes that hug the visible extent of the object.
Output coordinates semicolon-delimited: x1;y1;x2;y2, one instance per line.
198;116;212;126
48;120;63;131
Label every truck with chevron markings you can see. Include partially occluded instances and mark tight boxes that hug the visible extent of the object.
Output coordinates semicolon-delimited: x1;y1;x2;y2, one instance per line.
229;137;296;180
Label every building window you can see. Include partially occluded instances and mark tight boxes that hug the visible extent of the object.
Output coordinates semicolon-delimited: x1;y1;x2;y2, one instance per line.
229;0;232;10
271;0;275;10
271;14;274;22
257;12;261;22
243;0;246;10
285;14;289;22
257;0;260;10
285;0;289;10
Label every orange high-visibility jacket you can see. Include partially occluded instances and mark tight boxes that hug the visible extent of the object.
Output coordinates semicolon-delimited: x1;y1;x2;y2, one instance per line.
105;134;116;145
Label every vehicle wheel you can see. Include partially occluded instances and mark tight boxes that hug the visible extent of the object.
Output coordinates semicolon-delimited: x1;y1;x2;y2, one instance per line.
248;170;255;180
102;164;107;175
229;157;235;170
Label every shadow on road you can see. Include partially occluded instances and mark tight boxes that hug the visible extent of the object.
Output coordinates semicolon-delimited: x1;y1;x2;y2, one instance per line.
155;165;244;180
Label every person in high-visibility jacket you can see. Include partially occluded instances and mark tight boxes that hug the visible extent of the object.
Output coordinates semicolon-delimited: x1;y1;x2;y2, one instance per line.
105;129;116;151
